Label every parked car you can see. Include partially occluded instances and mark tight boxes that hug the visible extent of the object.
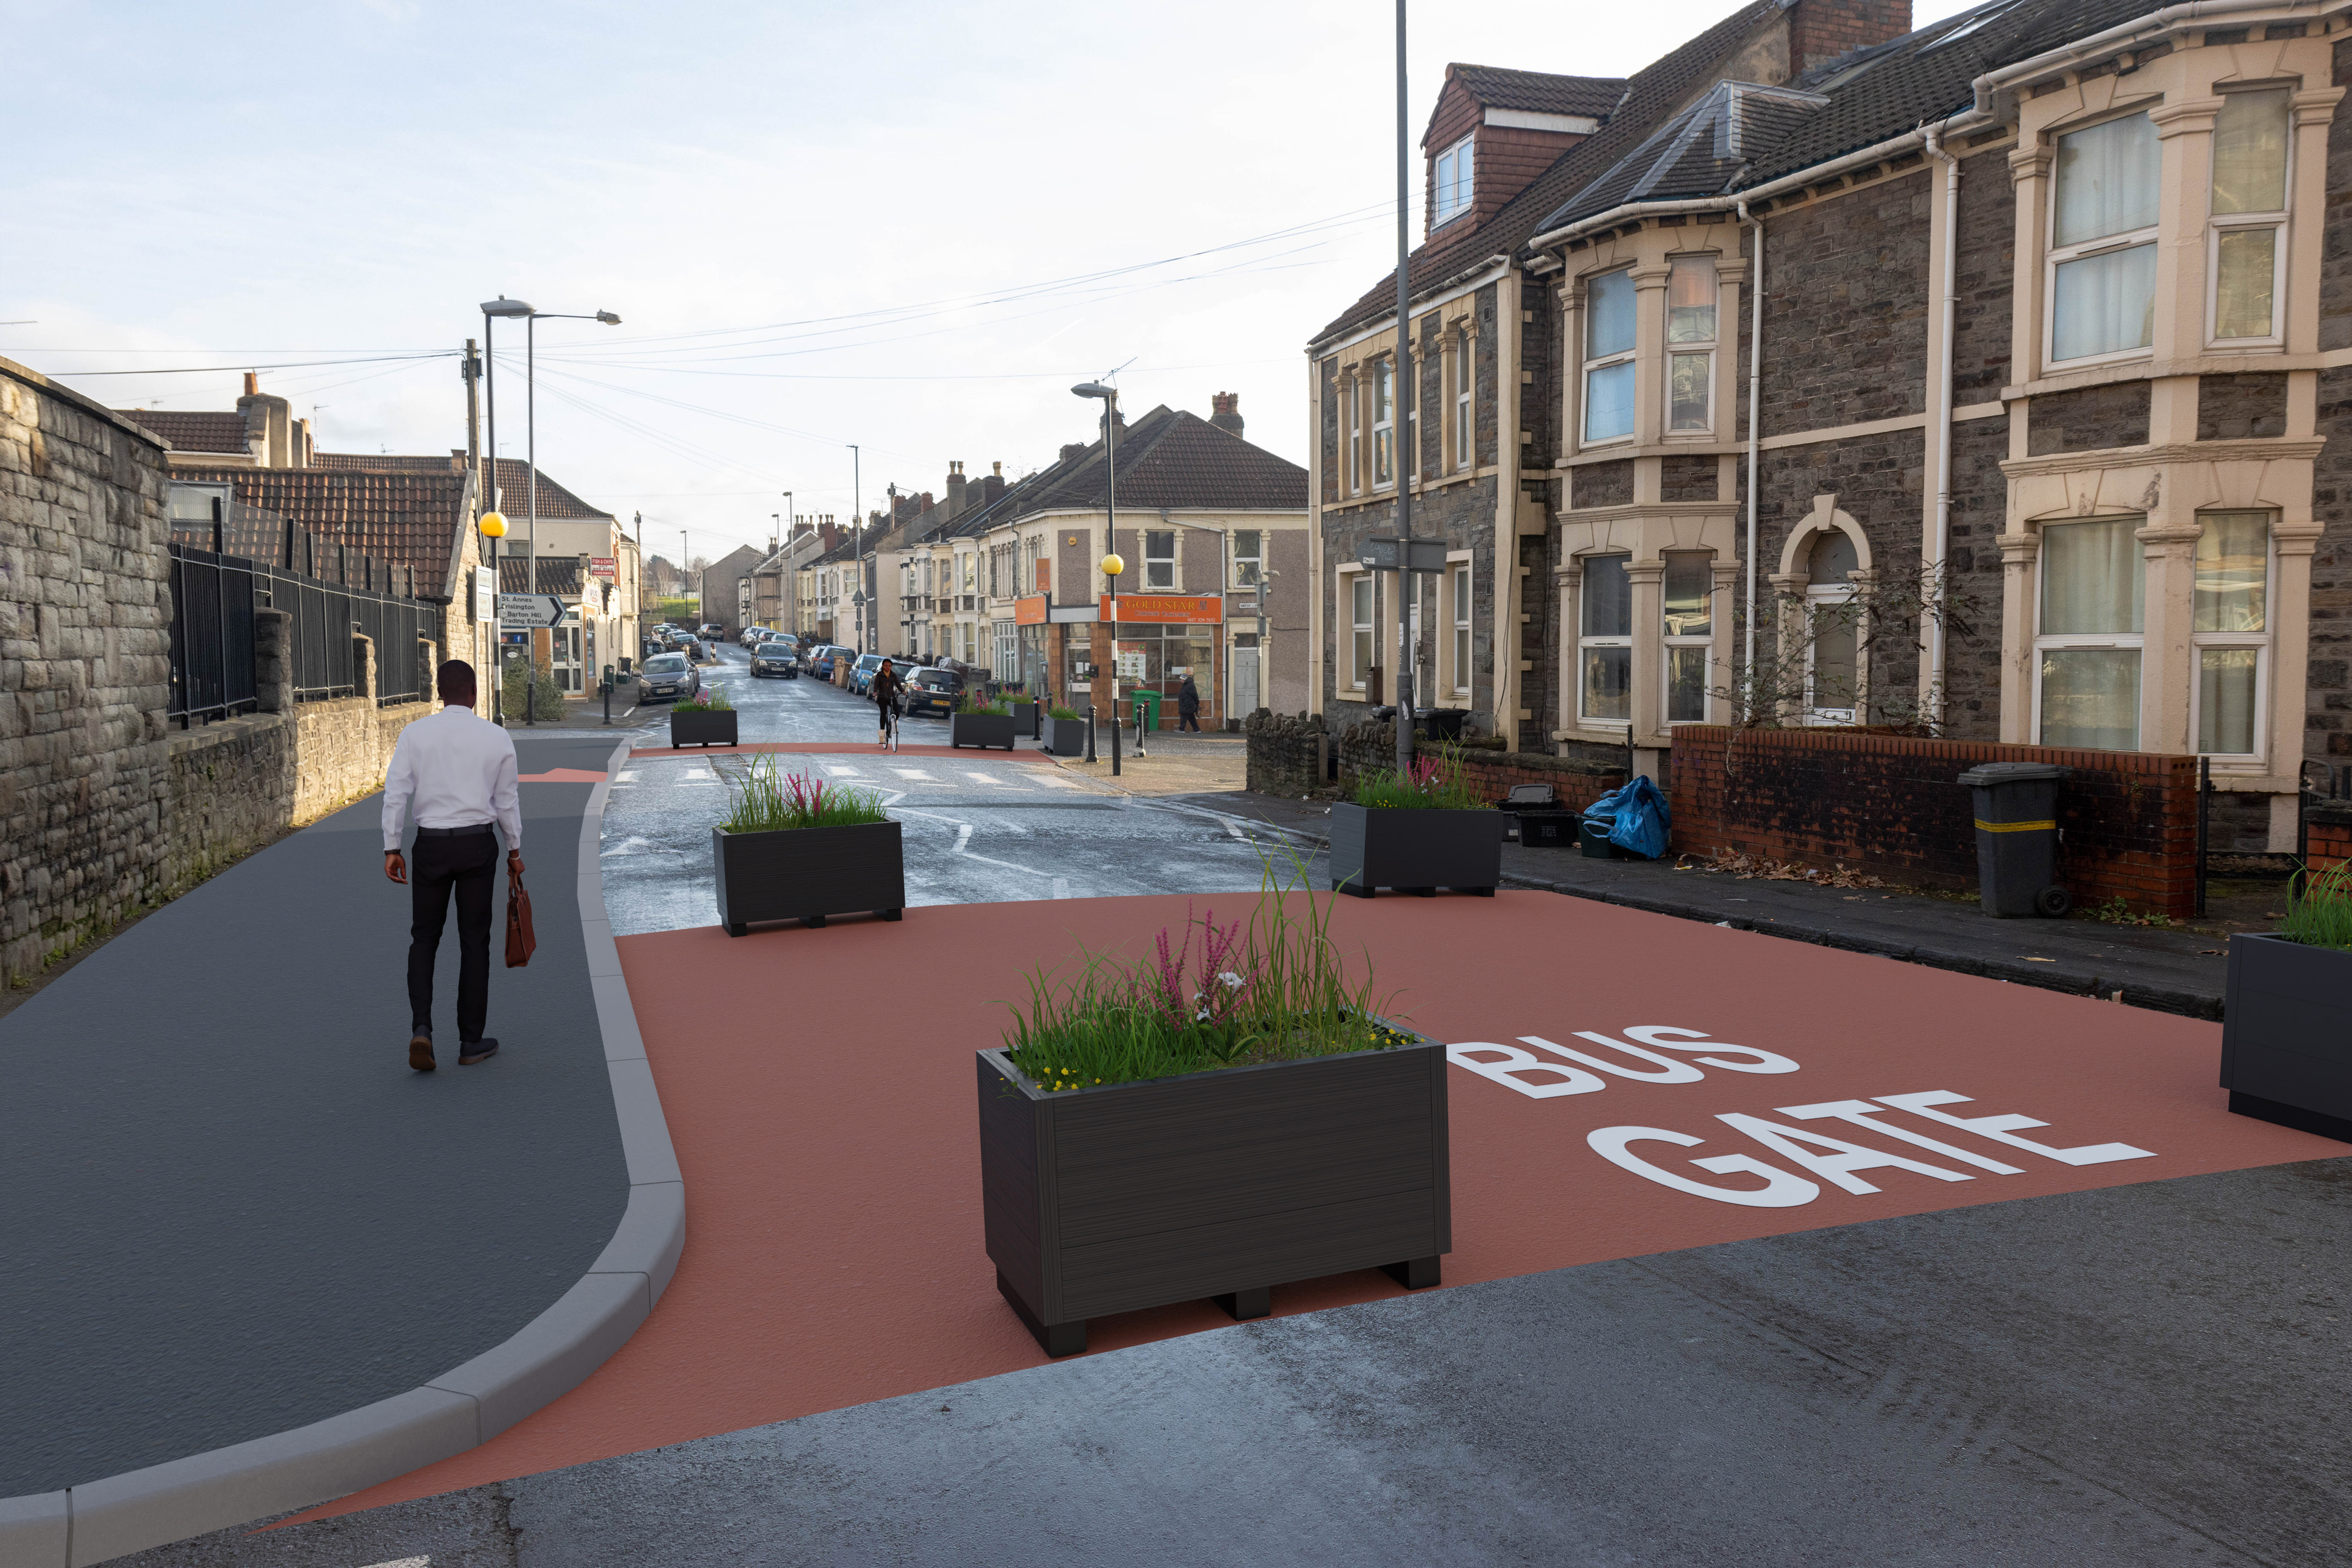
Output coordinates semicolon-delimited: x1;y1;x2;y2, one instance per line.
699;622;725;640
680;638;708;663
848;653;887;695
637;651;701;703
901;666;962;718
810;645;847;680
750;640;799;679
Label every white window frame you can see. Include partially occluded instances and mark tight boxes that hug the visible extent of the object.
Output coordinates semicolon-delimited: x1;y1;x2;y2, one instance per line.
1231;529;1263;591
1372;359;1396;489
1453;325;1475;472
2189;510;2276;764
1448;557;1473;696
1801;583;1858;726
1577;552;1632;730
2030;515;2146;751
1144;529;1176;590
1434;135;1474;229
1661;550;1713;726
1663;255;1719;437
1581;268;1638;449
1346;372;1364;496
2044;108;2161;370
1346;568;1374;690
2206;87;2292;351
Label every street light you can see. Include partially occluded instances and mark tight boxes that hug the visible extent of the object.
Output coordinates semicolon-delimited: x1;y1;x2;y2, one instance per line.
1073;382;1122;774
480;509;508;721
480;297;622;724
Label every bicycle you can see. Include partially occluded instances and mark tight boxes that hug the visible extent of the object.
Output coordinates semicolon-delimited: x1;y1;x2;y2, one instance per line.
877;698;900;753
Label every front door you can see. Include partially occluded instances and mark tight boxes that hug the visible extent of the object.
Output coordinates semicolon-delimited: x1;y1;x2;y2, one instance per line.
1231;645;1260;719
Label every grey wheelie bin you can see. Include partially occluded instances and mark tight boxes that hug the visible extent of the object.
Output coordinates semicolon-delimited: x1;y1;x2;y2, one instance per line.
1957;761;2073;917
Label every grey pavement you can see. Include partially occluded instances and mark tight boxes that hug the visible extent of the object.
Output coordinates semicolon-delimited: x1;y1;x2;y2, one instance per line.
600;650;1324;937
0;731;627;1501
118;1155;2352;1566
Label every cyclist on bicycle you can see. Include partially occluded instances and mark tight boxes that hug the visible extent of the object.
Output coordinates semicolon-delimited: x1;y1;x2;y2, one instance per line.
871;658;903;749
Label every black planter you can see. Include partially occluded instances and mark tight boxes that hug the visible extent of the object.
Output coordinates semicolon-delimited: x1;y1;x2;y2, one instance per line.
977;1035;1449;1357
1010;701;1041;740
2221;932;2352;1141
950;711;1018;750
712;820;905;935
1328;802;1502;897
1040;716;1087;756
670;709;738;748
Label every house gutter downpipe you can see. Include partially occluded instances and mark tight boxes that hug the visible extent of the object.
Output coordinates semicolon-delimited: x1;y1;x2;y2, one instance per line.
1738;199;1762;721
1922;122;1960;731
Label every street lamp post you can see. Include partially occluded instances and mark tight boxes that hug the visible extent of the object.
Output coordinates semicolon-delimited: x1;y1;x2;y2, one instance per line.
847;446;863;653
1390;0;1417;778
1072;382;1122;774
482;298;620;724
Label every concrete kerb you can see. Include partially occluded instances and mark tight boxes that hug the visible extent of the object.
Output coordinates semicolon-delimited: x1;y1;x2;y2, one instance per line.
10;737;684;1568
1251;815;2224;1022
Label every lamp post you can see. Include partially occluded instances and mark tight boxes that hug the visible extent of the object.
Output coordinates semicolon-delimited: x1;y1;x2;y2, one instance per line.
1390;0;1417;779
1072;382;1121;773
480;509;507;721
480;297;620;724
847;446;863;653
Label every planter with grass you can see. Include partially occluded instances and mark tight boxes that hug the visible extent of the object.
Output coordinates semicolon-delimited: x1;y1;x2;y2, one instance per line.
978;874;1448;1356
1010;700;1041;740
1328;747;1501;897
1040;706;1087;757
2221;860;2352;1141
712;757;903;934
669;689;737;748
949;694;1018;751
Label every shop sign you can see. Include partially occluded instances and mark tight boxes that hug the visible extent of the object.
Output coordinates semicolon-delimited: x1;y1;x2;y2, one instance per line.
1014;594;1049;626
1100;594;1221;624
589;556;616;580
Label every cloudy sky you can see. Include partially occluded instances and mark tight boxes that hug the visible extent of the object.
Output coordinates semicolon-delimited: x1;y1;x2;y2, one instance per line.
5;0;1973;563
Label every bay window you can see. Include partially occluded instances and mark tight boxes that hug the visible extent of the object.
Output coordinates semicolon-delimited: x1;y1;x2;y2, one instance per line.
1583;269;1636;444
2210;88;2290;346
1451;563;1472;696
2035;517;2144;750
1372;359;1395;487
1346;373;1364;496
1145;529;1175;589
1663;551;1712;723
1666;256;1718;434
2048;111;2159;365
1453;325;1475;472
1579;553;1632;725
2192;511;2271;758
1349;573;1374;689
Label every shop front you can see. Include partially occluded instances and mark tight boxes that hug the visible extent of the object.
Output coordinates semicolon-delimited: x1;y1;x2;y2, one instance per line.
1100;594;1222;730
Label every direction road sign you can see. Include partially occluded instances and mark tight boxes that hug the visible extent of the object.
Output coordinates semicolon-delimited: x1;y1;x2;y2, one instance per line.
498;593;565;628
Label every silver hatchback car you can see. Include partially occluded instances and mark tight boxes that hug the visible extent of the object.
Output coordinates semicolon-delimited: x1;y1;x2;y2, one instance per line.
637;651;701;703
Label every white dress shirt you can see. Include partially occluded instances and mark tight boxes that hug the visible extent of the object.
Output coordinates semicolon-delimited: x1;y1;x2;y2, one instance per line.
382;706;523;853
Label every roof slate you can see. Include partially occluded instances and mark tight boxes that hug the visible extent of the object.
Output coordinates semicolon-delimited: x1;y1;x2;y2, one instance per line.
173;464;472;600
119;409;250;454
312;453;614;521
1449;64;1628;120
1001;407;1307;518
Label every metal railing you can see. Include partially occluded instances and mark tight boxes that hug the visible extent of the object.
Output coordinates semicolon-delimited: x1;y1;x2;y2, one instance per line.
166;544;259;727
258;564;434;706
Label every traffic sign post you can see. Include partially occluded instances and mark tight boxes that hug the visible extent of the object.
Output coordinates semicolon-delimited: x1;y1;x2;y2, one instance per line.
498;593;565;628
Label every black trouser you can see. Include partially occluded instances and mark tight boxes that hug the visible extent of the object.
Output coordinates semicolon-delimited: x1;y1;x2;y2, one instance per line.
1178;708;1201;731
407;827;499;1043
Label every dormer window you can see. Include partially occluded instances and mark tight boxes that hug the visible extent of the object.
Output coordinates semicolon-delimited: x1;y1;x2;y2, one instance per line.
1434;136;1475;228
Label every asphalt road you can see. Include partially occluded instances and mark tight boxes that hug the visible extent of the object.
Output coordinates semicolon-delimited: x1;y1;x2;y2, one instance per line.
602;647;1323;938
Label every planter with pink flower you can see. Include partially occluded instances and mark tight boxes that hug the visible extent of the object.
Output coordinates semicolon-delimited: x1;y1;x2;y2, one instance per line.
1328;745;1502;898
977;868;1450;1357
713;757;903;934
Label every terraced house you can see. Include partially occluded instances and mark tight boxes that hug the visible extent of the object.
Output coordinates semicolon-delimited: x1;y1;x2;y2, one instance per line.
1311;0;2352;851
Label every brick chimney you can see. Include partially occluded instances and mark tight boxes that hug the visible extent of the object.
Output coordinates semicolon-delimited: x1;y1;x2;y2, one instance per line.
1210;392;1244;437
1060;443;1089;463
944;460;967;519
236;372;295;468
1788;0;1910;76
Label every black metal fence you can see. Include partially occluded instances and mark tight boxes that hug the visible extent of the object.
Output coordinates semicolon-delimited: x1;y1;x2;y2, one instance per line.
167;538;437;726
167;544;259;727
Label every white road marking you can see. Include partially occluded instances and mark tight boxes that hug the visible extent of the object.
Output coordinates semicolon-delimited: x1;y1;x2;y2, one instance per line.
954;823;973;852
1053;877;1071;899
614;770;640;783
892;768;936;780
1225;818;1248;840
1033;773;1081;789
962;771;1007;785
821;764;866;777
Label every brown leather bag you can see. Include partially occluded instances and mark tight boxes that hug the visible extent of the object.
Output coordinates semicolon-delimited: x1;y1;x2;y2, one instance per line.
505;872;536;968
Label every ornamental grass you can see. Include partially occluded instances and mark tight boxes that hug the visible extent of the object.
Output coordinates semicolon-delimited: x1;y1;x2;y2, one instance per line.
2283;857;2352;951
718;754;887;833
954;691;1012;717
1000;844;1414;1091
674;687;733;713
1351;740;1482;810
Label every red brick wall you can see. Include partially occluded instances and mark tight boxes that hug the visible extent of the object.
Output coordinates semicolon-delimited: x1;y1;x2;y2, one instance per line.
2310;808;2352;874
1669;727;2199;918
1789;0;1911;73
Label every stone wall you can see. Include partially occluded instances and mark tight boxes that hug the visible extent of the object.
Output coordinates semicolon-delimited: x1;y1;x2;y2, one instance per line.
1669;726;2200;918
0;359;173;988
1242;709;1326;796
1332;718;1626;807
1756;167;1932;437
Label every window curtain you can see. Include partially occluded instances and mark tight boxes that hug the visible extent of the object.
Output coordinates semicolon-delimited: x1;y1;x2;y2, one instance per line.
2194;513;2268;632
2039;519;2143;634
2054;113;2158;245
2212;91;2289;214
1662;553;1710;636
2199;650;2259;754
2042;650;2141;750
2053;246;2157;360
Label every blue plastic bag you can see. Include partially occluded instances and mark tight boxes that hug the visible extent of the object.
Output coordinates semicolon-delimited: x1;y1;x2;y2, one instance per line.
1582;775;1671;860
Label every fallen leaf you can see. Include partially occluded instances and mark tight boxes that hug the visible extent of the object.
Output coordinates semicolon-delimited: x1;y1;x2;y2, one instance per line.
2023;957;2056;962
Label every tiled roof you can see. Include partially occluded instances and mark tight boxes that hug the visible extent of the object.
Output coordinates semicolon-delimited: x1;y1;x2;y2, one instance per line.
1538;0;2177;233
119;409;250;454
312;453;614;521
499;556;583;597
1316;0;1785;343
1450;64;1627;120
173;464;472;600
1003;407;1308;517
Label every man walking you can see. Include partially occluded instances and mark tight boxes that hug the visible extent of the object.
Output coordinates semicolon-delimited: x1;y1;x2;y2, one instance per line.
1175;673;1202;732
383;661;523;1072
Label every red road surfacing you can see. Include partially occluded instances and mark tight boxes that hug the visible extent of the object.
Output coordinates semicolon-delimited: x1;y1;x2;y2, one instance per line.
296;890;2343;1523
630;741;1020;762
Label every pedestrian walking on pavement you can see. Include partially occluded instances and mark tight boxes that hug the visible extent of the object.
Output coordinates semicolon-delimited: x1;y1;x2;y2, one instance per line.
872;658;903;749
383;661;523;1072
1176;673;1202;732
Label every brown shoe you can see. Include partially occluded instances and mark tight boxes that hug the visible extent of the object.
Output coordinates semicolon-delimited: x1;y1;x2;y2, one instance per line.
409;1032;436;1072
459;1038;500;1066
